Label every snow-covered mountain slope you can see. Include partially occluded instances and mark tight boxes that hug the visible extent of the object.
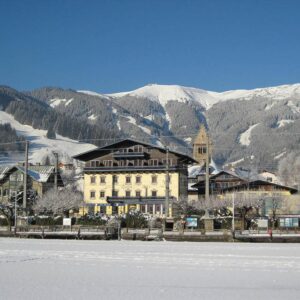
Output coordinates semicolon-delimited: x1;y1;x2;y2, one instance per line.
0;111;97;164
3;83;300;171
102;83;300;110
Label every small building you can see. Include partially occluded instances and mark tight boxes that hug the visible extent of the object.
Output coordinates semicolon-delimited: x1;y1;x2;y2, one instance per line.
73;138;196;217
192;169;247;196
0;165;64;203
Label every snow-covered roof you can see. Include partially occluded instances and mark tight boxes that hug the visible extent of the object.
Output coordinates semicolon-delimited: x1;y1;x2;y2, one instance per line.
188;160;220;177
17;166;55;183
0;166;14;180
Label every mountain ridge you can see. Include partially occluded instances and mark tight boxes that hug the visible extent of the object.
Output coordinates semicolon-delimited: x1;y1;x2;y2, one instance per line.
1;83;300;171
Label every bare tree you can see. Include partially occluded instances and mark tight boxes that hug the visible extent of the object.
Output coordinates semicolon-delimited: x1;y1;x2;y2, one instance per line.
34;188;83;217
0;203;14;230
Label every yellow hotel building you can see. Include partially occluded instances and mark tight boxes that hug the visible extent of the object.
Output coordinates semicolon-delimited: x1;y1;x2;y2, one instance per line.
73;138;196;216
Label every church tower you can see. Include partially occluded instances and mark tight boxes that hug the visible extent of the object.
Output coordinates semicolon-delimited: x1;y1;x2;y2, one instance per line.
193;125;212;165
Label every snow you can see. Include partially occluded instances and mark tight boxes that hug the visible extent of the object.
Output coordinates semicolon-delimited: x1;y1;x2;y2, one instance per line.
239;124;259;146
65;98;73;106
165;112;172;129
287;100;300;114
188;160;219;177
117;120;121;130
274;151;286;160
108;84;218;109
184;137;192;143
126;116;137;125
77;90;110;99
138;124;151;135
49;98;73;108
124;116;151;135
88;114;97;120
277;119;294;128
225;158;245;166
0;111;97;164
1;238;300;300
104;83;300;110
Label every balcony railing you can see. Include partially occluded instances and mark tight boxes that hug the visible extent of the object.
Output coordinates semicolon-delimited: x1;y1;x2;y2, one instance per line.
113;151;148;159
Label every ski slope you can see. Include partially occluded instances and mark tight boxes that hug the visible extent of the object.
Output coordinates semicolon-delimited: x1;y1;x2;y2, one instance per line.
0;111;97;164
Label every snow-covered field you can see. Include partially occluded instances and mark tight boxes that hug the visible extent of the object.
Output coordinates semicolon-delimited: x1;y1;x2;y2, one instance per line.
1;239;300;300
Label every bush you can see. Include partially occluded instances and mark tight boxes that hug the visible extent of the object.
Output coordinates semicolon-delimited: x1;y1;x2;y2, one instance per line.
76;215;107;226
35;216;63;226
0;216;9;226
124;211;148;228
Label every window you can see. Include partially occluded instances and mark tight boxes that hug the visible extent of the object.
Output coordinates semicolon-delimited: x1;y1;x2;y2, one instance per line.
134;145;143;152
152;175;157;184
136;176;141;184
127;160;134;166
198;146;207;154
140;204;146;213
151;190;157;197
126;176;131;184
125;191;131;197
100;206;106;214
155;204;161;214
136;191;141;197
90;191;96;199
100;191;105;198
149;159;158;166
113;175;118;183
90;176;96;184
103;160;113;167
112;190;118;197
100;176;106;184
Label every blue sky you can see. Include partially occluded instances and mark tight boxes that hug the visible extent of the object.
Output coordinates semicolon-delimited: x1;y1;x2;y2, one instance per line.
0;0;300;93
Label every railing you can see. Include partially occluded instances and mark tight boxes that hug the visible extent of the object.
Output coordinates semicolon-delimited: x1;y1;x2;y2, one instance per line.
84;165;181;172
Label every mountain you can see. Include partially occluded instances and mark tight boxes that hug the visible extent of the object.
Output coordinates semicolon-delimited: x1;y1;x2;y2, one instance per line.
1;83;300;171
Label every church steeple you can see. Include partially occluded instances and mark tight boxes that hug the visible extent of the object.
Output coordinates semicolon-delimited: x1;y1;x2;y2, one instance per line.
193;125;212;164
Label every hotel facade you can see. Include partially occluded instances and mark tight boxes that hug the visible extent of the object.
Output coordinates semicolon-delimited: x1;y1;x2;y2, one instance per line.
73;139;195;217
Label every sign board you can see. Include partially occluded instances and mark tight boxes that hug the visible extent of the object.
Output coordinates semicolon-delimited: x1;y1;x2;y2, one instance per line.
63;218;71;226
186;217;198;228
257;219;268;229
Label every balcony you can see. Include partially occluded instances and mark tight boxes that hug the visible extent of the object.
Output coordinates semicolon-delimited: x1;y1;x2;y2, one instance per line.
113;151;148;159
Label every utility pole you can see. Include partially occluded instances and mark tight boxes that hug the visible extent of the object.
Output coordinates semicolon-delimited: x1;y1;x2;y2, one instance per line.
54;152;58;190
23;140;29;213
165;147;170;218
232;192;235;234
205;135;210;202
